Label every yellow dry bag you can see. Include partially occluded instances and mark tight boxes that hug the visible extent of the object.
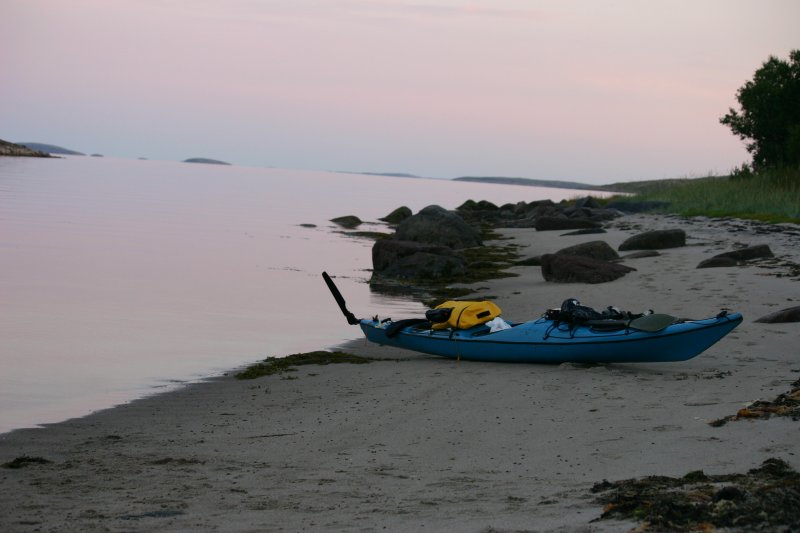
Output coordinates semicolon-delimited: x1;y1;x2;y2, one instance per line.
430;300;502;330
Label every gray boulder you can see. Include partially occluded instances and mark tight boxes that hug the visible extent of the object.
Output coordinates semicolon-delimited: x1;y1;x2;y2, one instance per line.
574;196;601;209
697;244;773;268
540;254;636;284
697;256;740;269
754;306;800;323
394;205;482;249
457;199;500;213
371;239;466;279
618;229;686;251
555;241;619;261
715;244;773;261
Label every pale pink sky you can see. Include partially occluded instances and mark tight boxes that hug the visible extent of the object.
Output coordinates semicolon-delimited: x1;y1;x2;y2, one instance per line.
2;0;798;183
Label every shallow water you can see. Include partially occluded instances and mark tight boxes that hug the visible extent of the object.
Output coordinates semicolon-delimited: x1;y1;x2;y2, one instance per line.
0;156;595;433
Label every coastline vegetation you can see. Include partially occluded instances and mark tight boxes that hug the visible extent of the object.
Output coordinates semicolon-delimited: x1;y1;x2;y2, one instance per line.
605;166;800;223
602;50;800;224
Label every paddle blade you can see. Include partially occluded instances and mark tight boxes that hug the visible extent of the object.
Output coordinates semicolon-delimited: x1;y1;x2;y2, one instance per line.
628;313;677;332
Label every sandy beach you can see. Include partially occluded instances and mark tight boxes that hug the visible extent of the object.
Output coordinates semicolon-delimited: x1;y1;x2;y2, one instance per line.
1;213;799;532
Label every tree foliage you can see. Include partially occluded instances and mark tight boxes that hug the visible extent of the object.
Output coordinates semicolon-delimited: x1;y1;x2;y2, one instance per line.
720;50;800;170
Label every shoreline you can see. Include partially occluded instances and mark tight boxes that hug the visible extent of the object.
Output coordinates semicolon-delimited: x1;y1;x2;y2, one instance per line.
2;213;799;531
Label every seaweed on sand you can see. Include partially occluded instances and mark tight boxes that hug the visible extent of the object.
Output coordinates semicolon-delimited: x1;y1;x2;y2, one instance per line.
591;458;800;531
710;377;800;427
235;351;374;380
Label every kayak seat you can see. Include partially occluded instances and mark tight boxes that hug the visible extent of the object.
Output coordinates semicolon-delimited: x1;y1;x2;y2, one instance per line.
385;318;431;338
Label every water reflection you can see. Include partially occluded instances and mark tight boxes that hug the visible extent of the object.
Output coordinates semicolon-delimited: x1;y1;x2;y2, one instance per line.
0;156;601;432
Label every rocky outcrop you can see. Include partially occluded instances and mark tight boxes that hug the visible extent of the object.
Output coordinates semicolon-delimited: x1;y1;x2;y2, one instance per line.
372;240;466;280
0;139;50;158
618;229;686;251
540;254;636;284
455;197;622;230
394;205;482;249
754;306;800;323
370;205;482;282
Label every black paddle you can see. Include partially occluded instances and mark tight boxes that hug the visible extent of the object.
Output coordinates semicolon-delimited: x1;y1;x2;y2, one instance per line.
322;272;360;325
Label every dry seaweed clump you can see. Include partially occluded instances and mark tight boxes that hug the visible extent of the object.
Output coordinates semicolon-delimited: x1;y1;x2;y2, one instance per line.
710;377;800;427
591;458;800;531
235;351;373;380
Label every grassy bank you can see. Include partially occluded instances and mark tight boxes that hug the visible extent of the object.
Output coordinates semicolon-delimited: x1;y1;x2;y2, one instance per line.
606;167;800;223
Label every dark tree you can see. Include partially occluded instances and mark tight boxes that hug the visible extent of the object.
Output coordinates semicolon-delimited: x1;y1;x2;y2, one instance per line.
720;50;800;169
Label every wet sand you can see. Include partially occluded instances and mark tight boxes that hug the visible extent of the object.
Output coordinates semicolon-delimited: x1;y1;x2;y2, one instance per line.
1;214;799;532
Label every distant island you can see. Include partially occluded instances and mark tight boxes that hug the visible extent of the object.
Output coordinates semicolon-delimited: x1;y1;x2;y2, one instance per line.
336;171;427;179
454;176;604;191
339;171;615;192
17;142;85;156
0;139;51;157
183;158;232;165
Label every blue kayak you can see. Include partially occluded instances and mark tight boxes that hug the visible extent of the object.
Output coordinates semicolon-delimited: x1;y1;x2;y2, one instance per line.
359;312;742;363
322;272;742;364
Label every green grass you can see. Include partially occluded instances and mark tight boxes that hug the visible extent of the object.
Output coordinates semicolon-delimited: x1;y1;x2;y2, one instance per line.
606;167;800;223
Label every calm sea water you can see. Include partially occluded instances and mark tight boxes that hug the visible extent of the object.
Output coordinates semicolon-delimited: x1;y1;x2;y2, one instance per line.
0;156;595;433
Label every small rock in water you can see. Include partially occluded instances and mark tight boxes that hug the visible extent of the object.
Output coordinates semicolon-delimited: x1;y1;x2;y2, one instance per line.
330;215;362;229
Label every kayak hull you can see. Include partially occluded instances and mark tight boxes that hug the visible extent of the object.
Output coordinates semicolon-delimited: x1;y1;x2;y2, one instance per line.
359;313;743;363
